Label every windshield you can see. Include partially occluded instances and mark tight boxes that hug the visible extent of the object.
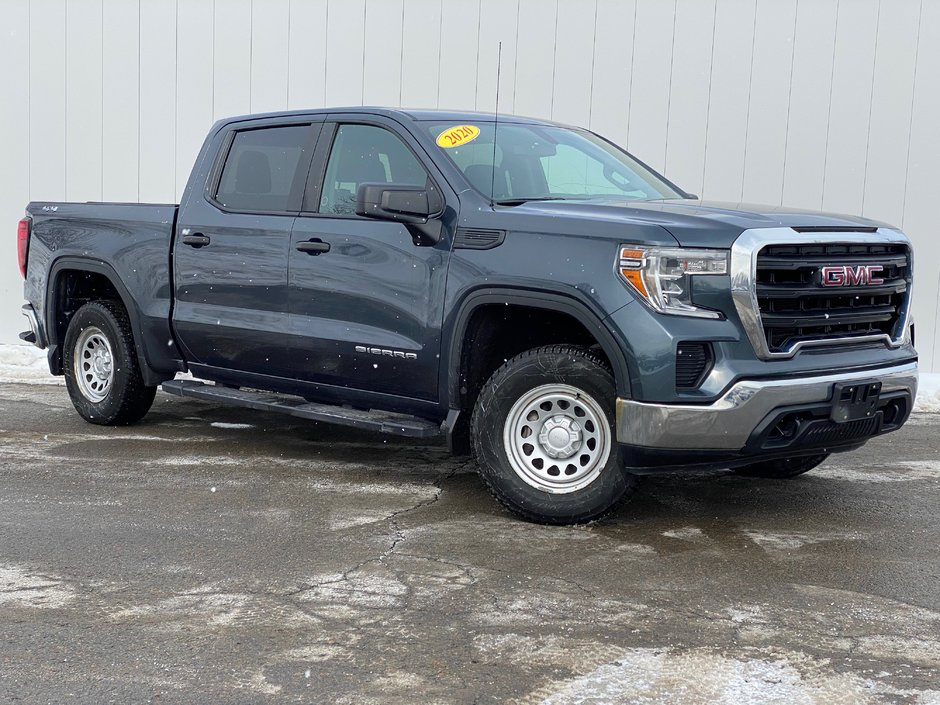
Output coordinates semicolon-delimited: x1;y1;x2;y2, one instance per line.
427;121;683;203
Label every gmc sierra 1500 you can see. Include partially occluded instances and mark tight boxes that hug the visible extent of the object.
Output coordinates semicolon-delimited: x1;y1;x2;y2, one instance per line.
18;107;917;524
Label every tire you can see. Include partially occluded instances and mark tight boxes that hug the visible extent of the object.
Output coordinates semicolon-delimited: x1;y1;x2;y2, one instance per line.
471;345;636;524
733;453;829;479
63;300;157;426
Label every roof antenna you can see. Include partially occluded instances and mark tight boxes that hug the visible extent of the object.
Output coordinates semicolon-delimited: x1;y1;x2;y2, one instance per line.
489;41;502;207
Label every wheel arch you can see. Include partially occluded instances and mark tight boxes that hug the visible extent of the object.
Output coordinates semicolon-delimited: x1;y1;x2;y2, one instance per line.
443;288;632;410
45;257;163;386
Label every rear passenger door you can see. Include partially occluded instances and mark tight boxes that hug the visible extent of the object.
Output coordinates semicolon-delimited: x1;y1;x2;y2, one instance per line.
173;120;320;380
287;118;452;405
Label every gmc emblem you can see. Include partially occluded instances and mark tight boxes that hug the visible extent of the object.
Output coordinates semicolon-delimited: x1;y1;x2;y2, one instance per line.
820;264;885;287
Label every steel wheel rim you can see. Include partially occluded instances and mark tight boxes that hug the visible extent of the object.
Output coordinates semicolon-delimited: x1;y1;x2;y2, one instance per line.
74;326;114;403
503;383;611;494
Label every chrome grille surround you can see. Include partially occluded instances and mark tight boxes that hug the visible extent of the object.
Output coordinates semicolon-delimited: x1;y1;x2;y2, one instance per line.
730;227;913;360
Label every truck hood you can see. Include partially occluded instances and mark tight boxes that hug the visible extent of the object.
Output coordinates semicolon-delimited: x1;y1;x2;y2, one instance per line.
507;199;893;248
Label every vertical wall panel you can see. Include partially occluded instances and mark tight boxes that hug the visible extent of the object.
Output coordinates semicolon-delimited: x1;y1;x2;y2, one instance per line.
589;0;635;146
362;0;403;106
325;0;366;105
862;0;920;226
664;0;716;194
821;0;879;215
176;0;213;198
250;0;290;113
903;0;940;371
138;0;176;202
213;0;251;121
436;0;479;110
287;0;328;109
3;0;939;372
551;0;596;126
626;0;675;172
513;0;557;118
0;0;30;338
66;0;103;202
401;0;443;107
701;0;756;201
29;0;66;201
781;0;838;210
102;0;139;202
475;0;519;114
741;0;798;205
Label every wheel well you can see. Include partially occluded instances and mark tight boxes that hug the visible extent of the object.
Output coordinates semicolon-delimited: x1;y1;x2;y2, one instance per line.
50;269;124;373
456;304;612;413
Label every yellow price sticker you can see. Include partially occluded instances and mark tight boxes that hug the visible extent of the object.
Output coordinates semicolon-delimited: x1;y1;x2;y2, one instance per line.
436;124;481;148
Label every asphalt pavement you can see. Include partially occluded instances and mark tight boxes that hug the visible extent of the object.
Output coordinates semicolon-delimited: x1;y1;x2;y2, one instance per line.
1;383;938;704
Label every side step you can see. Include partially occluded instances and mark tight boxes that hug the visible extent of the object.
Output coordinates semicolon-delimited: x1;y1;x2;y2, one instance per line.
160;380;442;438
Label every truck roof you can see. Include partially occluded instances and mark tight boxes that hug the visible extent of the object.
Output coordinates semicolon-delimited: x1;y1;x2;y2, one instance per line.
219;106;566;128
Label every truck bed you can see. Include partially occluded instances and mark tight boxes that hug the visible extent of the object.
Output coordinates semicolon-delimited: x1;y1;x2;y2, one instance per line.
23;201;181;384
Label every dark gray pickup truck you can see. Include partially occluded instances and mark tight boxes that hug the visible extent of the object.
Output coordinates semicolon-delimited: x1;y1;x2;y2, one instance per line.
18;107;918;523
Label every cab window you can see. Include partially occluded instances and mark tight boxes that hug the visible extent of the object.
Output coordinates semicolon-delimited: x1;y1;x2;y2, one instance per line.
215;125;310;212
319;124;428;216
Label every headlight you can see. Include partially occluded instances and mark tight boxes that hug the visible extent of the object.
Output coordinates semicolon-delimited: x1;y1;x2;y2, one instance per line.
617;246;728;319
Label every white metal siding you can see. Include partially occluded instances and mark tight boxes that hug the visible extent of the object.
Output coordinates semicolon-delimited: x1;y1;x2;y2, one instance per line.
1;0;938;371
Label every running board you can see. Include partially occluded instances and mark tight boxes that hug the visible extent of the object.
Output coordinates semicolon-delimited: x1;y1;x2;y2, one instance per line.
160;380;442;438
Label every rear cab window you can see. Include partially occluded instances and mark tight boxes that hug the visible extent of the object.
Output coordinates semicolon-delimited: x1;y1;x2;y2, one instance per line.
215;125;312;212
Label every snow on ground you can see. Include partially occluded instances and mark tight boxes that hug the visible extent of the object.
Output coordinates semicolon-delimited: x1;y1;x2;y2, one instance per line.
1;343;939;411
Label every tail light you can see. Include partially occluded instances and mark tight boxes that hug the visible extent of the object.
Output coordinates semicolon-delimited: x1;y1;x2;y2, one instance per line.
17;217;31;278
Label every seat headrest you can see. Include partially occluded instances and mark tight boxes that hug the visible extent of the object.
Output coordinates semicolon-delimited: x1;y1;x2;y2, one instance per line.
235;150;272;194
334;150;387;184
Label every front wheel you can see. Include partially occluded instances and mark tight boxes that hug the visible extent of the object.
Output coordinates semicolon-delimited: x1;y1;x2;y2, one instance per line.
63;301;157;425
471;345;636;524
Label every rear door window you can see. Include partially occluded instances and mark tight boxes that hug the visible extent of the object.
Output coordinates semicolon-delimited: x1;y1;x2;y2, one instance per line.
215;125;311;212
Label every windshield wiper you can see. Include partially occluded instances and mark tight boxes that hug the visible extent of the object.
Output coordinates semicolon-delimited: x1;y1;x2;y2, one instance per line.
492;196;576;206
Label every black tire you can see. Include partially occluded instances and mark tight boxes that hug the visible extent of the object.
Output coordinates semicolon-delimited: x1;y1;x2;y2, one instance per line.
63;300;157;426
471;345;636;524
733;453;829;479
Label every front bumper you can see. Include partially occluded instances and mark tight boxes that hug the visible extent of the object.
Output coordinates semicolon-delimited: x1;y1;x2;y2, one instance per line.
616;361;918;451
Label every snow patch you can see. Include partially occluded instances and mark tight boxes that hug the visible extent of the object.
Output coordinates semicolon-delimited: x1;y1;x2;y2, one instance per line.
916;372;940;412
743;530;863;551
0;344;61;385
210;422;255;430
662;526;706;542
814;460;940;483
0;564;75;608
536;647;940;705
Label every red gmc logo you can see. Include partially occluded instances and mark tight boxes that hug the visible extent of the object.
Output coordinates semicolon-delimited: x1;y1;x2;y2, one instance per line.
820;264;885;287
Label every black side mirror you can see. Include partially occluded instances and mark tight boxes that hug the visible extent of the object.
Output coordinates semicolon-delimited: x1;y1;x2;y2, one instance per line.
356;183;431;224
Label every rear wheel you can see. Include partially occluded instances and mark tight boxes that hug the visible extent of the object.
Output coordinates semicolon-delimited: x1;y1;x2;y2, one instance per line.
64;301;156;425
733;453;829;479
471;345;636;524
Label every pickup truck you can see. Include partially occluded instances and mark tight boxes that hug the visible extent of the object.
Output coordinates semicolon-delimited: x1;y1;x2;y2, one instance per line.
18;107;918;524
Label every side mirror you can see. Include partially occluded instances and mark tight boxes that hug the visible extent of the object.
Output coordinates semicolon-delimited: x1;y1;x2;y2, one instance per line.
356;183;431;224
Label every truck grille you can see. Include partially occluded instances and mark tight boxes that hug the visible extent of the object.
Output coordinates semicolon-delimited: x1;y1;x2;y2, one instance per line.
755;243;909;354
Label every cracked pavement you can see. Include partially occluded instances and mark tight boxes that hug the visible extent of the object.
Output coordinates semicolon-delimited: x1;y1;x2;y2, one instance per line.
0;384;939;704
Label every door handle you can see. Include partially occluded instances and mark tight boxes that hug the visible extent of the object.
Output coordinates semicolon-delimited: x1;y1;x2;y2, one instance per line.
296;239;331;255
182;234;211;248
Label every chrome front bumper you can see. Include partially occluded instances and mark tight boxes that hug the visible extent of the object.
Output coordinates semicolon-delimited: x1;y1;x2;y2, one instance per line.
616;362;918;450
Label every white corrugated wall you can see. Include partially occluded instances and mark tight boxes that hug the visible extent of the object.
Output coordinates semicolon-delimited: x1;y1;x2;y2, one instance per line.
1;0;938;370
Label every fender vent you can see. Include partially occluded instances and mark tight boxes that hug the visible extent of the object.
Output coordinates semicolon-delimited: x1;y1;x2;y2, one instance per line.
676;342;713;389
454;228;505;250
